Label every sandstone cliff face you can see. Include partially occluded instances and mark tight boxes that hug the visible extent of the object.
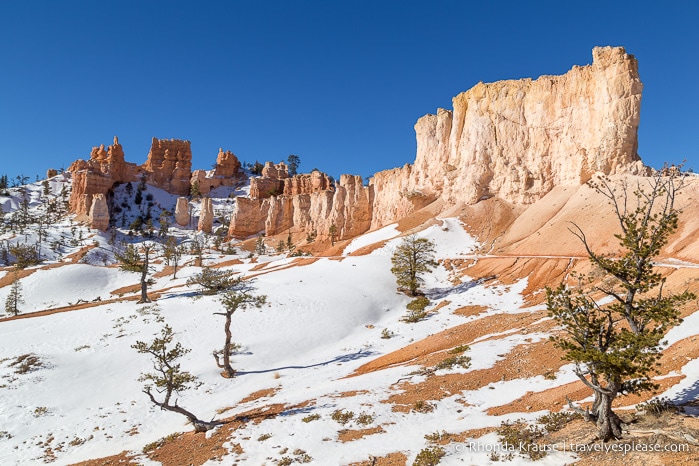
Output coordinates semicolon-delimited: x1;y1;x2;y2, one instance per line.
228;174;372;240
68;136;140;218
228;47;645;240
142;138;193;195
369;46;645;229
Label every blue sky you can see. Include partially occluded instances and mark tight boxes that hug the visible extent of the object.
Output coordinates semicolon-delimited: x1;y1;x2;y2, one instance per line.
1;1;697;182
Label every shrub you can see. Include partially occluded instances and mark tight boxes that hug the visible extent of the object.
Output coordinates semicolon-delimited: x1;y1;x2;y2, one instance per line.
636;397;684;417
331;409;354;425
448;344;470;355
497;419;547;460
302;413;321;423
381;328;394;339
424;430;453;442
403;296;430;322
412;400;434;413
356;412;374;425
537;411;581;433
407;296;429;311
434;355;471;371
413;446;445;466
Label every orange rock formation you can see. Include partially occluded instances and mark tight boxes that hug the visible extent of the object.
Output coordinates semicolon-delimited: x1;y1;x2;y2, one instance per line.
229;46;645;240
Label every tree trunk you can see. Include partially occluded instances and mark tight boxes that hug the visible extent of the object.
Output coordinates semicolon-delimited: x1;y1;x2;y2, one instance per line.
138;248;151;303
594;391;623;441
145;389;216;433
221;311;235;378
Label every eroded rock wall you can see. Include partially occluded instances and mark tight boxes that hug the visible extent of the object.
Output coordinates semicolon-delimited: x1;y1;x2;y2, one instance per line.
229;47;644;240
142;138;193;195
68;136;194;222
369;46;646;228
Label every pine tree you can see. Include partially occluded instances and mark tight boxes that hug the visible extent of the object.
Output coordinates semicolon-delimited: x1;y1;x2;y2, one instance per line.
390;235;437;296
132;325;216;432
115;242;154;303
162;236;182;279
287;154;301;176
547;167;695;441
329;224;338;246
4;277;24;316
214;279;266;378
186;266;239;297
254;235;266;255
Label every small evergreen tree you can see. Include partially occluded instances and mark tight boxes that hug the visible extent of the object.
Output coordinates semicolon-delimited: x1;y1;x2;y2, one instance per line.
190;180;201;200
287;154;301;176
251;161;264;176
132;325;216;432
547;168;695;441
391;235;437;296
115;242;155;303
214;278;266;378
329;224;338;246
162;236;182;279
186;266;239;297
158;210;172;238
254;235;266;255
4;276;24;316
286;230;294;252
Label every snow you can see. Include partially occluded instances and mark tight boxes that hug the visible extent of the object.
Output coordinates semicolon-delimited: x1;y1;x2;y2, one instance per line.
0;178;697;465
342;223;400;255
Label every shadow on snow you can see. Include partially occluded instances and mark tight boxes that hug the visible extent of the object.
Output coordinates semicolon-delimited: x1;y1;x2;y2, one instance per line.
236;350;377;376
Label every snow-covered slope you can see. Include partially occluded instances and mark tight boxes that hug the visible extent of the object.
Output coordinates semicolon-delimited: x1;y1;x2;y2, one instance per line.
1;176;699;466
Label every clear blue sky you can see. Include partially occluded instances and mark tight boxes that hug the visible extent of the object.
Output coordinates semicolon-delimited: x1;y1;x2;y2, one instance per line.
1;1;697;182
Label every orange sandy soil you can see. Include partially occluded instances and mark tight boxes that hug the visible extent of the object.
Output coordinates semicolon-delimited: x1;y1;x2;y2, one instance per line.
338;425;385;442
71;401;309;466
238;386;280;404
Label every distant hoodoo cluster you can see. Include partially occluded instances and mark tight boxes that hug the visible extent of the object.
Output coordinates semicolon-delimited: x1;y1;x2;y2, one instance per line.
67;46;647;241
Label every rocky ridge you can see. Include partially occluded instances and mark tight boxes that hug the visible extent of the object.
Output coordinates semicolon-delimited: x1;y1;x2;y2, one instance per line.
68;46;645;241
230;46;646;240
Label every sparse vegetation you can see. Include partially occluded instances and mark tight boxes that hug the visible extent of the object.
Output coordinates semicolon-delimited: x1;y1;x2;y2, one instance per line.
636;397;684;417
356;412;374;425
496;418;547;460
537;411;581;433
331;409;354;425
186;266;239;297
434;354;471;371
448;344;469;355
413;446;445;465
381;328;394;339
115;242;155;303
412;400;434;413
10;353;42;374
302;413;321;423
